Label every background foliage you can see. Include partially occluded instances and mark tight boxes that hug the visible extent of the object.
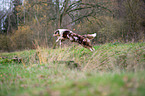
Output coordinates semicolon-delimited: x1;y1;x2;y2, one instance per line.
0;0;145;51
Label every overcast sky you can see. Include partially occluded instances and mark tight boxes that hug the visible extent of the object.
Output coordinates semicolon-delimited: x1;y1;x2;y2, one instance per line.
0;0;78;11
0;0;11;11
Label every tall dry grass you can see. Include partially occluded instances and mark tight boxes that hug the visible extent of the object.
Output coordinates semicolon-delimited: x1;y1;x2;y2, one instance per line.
17;43;145;72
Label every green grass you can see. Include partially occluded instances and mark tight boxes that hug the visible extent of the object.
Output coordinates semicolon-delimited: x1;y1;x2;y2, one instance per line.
0;43;145;96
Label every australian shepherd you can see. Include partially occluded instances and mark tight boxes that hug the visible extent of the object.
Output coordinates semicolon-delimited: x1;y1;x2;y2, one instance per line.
53;29;96;51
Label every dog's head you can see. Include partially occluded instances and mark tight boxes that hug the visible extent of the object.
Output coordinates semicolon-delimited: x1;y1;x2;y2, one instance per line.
53;30;60;37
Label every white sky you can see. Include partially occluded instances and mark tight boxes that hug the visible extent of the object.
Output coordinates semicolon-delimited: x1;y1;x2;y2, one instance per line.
0;0;11;11
0;0;78;11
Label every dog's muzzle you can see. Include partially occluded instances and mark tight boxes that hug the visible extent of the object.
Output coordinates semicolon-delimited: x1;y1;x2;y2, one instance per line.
53;34;60;36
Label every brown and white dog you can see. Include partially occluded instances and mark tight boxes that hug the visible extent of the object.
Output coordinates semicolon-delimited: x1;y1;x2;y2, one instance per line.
53;29;96;51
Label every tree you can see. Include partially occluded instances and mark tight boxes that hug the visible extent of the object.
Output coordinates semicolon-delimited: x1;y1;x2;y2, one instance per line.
116;0;145;41
0;0;114;51
0;0;22;34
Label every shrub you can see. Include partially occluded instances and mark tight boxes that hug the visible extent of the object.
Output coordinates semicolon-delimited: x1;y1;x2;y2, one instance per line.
73;16;127;44
10;25;34;50
97;17;126;43
0;35;12;52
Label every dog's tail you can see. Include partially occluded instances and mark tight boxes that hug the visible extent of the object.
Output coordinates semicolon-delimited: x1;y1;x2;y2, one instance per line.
82;33;96;40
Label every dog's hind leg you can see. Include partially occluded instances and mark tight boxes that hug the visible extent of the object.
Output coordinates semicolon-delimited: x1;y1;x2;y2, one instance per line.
89;47;95;51
82;45;94;51
89;48;93;51
92;47;95;51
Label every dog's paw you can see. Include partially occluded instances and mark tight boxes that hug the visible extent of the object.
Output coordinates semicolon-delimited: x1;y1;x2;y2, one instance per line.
56;39;59;42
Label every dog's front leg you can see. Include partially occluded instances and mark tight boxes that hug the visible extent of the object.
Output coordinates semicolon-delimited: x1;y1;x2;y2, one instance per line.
57;37;65;42
56;37;64;46
56;37;60;42
59;40;62;46
56;37;63;42
56;37;61;42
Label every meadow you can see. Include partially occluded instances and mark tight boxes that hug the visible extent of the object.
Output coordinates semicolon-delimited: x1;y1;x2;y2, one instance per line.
0;43;145;96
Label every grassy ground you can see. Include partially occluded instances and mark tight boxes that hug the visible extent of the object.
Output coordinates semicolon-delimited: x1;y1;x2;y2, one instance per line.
0;43;145;96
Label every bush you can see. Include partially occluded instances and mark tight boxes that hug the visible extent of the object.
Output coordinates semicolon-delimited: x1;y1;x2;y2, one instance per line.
73;15;145;44
73;16;127;44
0;35;12;52
97;17;126;43
10;25;34;50
116;0;145;42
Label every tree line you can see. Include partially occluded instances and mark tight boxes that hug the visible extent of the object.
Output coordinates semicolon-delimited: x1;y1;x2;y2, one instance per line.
0;0;145;52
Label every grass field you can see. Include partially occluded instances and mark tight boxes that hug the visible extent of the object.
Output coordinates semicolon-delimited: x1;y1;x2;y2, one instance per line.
0;43;145;96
